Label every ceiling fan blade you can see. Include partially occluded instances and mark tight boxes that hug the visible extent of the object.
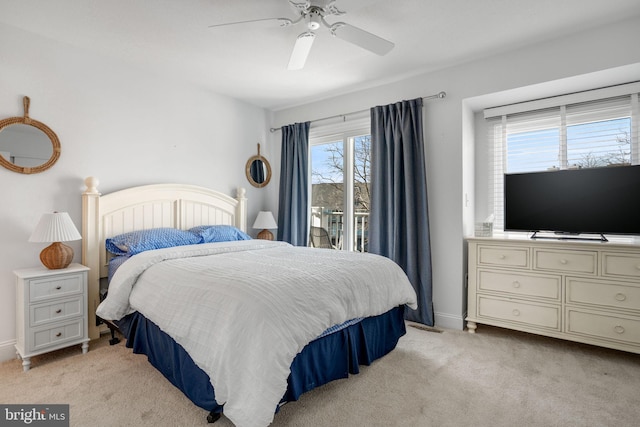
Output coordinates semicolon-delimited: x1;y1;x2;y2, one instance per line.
329;22;394;56
287;32;316;70
209;17;294;29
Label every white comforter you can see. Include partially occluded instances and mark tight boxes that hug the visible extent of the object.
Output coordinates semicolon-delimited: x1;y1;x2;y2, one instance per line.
96;240;417;427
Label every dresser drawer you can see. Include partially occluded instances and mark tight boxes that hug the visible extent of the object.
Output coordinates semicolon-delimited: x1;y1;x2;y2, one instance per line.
30;297;83;327
602;253;640;279
566;277;640;313
29;274;84;302
478;270;560;300
477;245;529;268
29;320;84;352
566;309;640;346
477;296;560;330
534;249;596;274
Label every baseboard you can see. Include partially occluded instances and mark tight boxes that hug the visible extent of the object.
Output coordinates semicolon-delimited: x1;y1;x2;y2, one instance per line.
434;311;465;330
0;339;17;363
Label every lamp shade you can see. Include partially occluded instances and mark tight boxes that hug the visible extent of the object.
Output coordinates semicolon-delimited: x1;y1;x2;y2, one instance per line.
253;211;277;240
252;211;277;230
29;212;82;243
29;212;81;270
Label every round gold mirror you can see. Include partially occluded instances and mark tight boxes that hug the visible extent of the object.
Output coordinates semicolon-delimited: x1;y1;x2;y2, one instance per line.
0;96;60;174
246;143;271;188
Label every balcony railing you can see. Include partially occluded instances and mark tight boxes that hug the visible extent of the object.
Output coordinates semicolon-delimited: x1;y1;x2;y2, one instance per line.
310;207;369;252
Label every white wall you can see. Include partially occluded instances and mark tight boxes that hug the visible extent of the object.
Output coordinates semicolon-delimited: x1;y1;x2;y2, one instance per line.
272;15;640;330
0;24;271;362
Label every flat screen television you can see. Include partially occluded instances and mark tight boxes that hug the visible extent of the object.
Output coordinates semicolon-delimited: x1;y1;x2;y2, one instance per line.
504;165;640;240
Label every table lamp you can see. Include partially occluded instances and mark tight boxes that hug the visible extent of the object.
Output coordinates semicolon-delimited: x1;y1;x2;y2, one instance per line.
29;212;82;269
252;211;277;240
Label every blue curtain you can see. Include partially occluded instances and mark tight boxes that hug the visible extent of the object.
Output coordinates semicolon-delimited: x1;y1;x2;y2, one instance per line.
369;98;434;326
277;122;311;246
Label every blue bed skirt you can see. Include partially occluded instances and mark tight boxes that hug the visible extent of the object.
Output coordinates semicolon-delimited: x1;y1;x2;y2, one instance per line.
117;305;406;415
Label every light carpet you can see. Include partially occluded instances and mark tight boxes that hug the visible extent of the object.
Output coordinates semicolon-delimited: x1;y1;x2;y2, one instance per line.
1;324;639;426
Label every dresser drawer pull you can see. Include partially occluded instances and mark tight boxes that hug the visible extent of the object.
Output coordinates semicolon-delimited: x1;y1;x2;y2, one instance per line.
615;293;627;302
614;325;625;334
636;265;640;270
560;259;568;265
499;255;506;260
512;309;520;317
512;281;521;288
55;309;62;314
55;286;62;290
55;332;62;337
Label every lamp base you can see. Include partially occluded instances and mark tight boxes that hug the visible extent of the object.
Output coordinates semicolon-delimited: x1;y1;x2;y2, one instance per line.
257;229;274;240
40;242;74;269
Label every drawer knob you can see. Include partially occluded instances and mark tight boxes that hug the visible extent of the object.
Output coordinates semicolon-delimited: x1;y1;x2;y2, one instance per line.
512;281;521;288
560;259;568;265
614;325;625;334
636;265;640;270
55;286;62;290
512;309;521;317
55;332;62;337
499;255;506;260
55;309;62;314
615;293;627;302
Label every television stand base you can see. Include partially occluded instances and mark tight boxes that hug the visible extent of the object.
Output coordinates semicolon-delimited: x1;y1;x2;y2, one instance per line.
530;231;608;242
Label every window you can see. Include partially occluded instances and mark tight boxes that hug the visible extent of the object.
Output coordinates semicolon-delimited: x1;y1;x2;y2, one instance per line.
486;86;640;230
310;127;371;252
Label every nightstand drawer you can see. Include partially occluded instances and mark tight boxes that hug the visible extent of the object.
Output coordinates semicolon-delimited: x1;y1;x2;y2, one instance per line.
477;246;529;268
477;296;560;330
566;309;640;346
29;274;84;302
478;270;560;300
534;249;596;274
30;320;84;352
602;253;640;279
30;297;83;327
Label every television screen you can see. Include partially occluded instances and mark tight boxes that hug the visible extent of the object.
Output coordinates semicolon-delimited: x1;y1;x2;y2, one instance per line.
504;165;640;236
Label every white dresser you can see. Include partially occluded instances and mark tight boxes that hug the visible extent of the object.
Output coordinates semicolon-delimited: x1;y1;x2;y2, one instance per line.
14;263;90;371
466;236;640;354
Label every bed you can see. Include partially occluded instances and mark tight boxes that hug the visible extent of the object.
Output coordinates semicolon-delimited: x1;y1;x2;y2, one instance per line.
81;177;417;427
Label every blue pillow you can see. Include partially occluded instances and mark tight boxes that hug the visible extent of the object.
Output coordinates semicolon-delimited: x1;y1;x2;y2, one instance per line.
105;228;201;256
188;225;251;243
108;255;130;282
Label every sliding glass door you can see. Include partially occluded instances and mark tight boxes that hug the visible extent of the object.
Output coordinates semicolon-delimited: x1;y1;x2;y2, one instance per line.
310;133;371;252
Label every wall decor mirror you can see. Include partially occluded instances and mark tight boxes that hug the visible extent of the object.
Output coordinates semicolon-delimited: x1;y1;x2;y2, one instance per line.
245;143;271;188
0;96;60;174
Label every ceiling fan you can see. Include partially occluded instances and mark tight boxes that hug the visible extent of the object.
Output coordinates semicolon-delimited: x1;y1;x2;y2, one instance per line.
209;0;395;70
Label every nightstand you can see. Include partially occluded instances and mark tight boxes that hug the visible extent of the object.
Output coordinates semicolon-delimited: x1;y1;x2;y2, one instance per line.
14;263;90;371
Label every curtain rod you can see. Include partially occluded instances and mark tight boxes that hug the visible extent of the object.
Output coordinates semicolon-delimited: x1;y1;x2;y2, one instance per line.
269;91;446;133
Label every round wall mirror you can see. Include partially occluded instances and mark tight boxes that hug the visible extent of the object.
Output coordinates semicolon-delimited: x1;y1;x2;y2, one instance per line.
246;143;271;188
0;96;60;174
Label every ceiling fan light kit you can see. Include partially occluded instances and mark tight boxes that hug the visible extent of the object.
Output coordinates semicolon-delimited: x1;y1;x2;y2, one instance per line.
210;0;394;70
306;7;323;30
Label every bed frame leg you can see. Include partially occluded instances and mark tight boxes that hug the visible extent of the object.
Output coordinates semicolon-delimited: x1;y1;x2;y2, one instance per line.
206;411;221;423
109;329;120;345
103;320;121;345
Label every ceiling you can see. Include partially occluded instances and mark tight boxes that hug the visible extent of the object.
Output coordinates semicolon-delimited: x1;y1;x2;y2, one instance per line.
2;0;640;111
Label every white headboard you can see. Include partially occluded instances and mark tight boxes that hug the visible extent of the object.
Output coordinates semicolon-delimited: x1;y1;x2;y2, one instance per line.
81;176;247;339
